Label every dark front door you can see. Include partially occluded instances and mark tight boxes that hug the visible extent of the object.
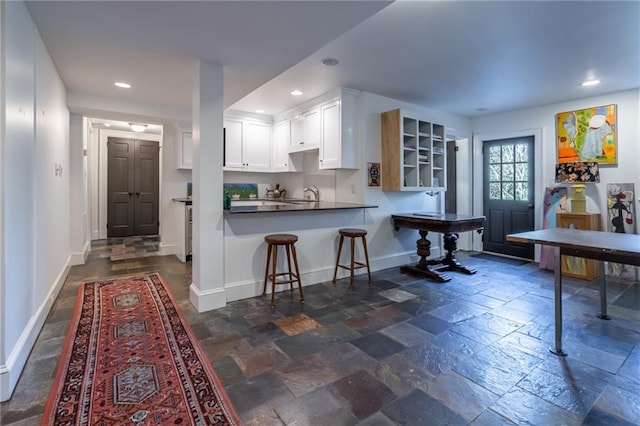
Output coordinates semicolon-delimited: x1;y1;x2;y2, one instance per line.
108;137;159;237
483;136;535;259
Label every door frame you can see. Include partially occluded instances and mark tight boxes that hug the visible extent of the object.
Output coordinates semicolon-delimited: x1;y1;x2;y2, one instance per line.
96;128;162;240
472;128;544;259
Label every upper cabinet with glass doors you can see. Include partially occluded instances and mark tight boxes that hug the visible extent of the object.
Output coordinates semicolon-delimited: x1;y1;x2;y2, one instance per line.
381;108;446;191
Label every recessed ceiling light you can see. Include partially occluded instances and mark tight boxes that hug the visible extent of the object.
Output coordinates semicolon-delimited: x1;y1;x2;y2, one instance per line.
104;123;111;127
115;81;131;89
321;58;339;67
129;123;147;132
290;90;303;96
581;79;600;87
255;109;265;114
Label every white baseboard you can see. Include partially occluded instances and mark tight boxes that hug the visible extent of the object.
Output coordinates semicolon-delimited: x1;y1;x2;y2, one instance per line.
68;241;91;266
0;257;71;402
189;284;226;312
223;251;418;304
159;242;179;258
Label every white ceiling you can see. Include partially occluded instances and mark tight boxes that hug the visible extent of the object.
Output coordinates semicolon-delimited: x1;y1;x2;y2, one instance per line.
25;1;640;123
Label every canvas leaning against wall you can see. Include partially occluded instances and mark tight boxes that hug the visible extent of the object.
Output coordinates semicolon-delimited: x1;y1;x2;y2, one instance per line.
556;104;617;166
606;183;636;278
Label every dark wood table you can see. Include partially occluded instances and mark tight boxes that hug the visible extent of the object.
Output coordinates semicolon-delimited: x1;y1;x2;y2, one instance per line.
392;213;485;282
507;228;640;356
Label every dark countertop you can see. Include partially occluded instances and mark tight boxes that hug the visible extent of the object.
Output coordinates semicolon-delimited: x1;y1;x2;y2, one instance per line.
226;200;377;214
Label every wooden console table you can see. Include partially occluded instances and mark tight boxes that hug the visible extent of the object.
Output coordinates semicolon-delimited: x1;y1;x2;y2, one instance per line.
391;213;485;282
507;228;640;356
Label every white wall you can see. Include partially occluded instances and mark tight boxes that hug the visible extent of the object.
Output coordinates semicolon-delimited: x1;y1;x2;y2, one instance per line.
471;89;640;255
1;0;71;401
69;114;88;263
359;91;473;263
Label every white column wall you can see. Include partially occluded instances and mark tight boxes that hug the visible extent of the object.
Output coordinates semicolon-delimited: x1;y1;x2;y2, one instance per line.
69;114;88;263
190;61;226;312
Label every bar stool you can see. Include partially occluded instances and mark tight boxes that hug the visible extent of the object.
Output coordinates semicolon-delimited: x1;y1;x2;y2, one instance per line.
332;228;371;289
262;234;304;307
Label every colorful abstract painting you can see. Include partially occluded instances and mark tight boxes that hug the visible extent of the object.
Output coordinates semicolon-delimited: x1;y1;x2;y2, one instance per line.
606;183;637;278
556;104;617;166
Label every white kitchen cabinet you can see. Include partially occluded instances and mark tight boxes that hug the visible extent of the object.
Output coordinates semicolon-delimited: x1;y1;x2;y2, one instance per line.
319;90;358;169
177;131;193;169
380;108;447;191
272;119;294;172
223;118;243;170
289;107;320;152
223;118;271;172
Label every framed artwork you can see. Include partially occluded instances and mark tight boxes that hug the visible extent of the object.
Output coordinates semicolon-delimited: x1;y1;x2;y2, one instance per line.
368;162;380;187
556;104;617;166
606;183;637;278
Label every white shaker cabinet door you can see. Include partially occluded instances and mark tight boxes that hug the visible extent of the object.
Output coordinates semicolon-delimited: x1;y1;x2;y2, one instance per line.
319;100;341;169
243;120;271;171
224;118;243;170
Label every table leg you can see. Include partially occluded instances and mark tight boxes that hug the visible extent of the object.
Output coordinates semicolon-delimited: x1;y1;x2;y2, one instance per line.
597;261;610;320
430;232;477;275
551;247;567;356
400;230;451;282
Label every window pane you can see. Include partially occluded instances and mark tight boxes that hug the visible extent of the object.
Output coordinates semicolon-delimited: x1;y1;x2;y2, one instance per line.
489;146;501;164
502;145;514;163
502;182;514;200
490;183;501;199
489;164;501;182
515;163;528;181
515;143;528;162
515;183;528;200
502;163;514;181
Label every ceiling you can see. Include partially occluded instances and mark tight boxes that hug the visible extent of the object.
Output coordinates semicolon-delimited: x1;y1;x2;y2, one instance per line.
25;1;640;124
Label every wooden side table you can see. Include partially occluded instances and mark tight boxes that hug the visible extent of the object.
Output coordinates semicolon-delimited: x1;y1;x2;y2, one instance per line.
556;212;601;280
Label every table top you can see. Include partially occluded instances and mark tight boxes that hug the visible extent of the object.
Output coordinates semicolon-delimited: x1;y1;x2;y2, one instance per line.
507;228;640;266
392;212;485;233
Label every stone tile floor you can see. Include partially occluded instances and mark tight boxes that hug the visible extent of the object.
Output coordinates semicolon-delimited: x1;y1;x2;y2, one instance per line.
1;239;640;425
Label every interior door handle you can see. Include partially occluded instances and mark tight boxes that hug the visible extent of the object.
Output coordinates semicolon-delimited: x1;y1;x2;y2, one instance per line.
528;204;534;209
136;192;140;196
128;192;133;196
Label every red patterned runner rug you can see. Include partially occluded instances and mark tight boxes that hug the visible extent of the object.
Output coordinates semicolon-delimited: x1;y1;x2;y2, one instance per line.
42;273;240;425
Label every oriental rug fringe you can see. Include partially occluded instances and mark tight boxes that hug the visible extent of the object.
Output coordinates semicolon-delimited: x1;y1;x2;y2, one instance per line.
42;273;240;425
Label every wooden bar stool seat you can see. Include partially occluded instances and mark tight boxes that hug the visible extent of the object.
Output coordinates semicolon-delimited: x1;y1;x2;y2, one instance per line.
262;234;304;307
332;228;371;289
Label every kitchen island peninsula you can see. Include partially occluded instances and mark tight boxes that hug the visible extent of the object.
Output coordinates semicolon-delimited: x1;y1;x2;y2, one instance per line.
223;199;377;302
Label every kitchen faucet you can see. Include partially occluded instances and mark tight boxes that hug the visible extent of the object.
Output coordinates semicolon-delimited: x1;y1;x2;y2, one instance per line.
303;185;319;201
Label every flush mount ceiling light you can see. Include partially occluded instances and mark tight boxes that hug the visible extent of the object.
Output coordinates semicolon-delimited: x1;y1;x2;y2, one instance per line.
581;79;601;87
321;57;339;67
129;123;147;132
104;123;111;127
290;90;303;96
255;109;265;114
115;81;131;89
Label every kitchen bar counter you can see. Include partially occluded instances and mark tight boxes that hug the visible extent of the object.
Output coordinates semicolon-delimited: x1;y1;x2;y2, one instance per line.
226;199;377;214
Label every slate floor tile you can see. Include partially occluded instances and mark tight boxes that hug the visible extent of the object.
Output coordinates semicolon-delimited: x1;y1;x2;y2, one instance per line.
490;388;582;425
379;322;432;347
592;384;640;424
408;313;453;335
274;313;322;336
225;372;295;421
328;370;396;420
382;388;467;426
275;355;339;397
276;388;358;426
421;370;500;422
351;333;406;361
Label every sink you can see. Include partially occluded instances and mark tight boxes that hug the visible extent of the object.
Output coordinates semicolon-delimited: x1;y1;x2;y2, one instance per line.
231;200;291;207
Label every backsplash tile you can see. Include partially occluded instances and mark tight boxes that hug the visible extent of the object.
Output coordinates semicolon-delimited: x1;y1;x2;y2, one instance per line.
224;183;258;198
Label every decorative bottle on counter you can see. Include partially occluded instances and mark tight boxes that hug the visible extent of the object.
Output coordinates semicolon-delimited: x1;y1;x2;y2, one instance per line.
223;190;231;210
